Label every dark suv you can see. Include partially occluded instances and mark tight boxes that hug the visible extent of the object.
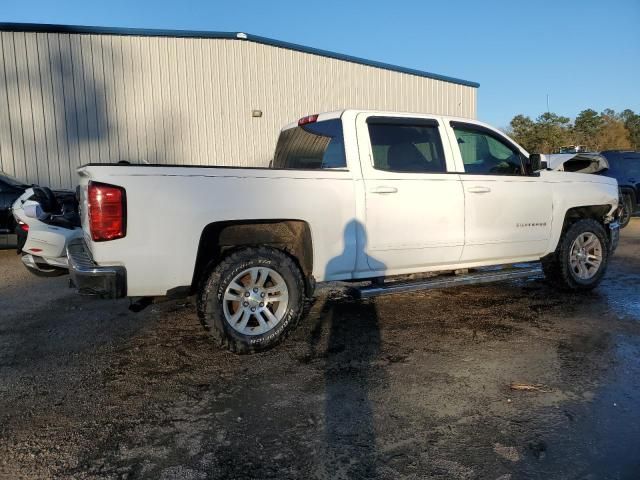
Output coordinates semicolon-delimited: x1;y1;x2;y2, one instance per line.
599;151;640;228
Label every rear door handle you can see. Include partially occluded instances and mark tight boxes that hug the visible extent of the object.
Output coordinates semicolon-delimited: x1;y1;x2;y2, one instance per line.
371;186;398;194
467;186;491;194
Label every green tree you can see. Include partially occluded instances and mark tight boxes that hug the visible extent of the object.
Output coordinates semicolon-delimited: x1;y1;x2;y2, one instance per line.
536;112;571;153
508;114;538;152
595;113;631;150
573;109;602;148
620;109;640;150
506;108;638;153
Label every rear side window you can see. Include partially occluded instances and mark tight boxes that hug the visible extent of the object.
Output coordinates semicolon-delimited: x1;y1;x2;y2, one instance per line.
272;119;346;169
367;119;446;173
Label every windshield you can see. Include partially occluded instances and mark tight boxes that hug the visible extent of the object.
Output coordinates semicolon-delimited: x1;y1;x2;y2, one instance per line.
0;172;29;188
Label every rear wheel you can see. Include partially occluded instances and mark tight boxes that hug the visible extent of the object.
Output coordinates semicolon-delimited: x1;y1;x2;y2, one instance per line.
542;219;609;291
197;246;305;353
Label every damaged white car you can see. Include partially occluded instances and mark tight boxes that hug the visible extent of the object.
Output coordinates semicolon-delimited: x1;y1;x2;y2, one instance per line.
535;152;610;174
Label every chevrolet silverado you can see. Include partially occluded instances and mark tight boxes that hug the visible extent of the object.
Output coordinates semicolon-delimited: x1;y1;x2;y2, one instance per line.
66;110;621;352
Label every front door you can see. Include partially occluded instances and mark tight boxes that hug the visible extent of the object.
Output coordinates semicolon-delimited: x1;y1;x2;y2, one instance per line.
356;114;465;274
447;121;553;263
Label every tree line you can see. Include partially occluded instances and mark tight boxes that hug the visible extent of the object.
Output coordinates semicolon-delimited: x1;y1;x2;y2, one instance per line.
506;108;640;154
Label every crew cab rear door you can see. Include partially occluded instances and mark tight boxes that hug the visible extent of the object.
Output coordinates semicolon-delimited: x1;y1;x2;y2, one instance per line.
355;113;464;274
445;120;553;262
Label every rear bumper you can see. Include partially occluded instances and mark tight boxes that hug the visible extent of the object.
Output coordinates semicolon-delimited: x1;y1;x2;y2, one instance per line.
66;238;126;298
22;253;68;270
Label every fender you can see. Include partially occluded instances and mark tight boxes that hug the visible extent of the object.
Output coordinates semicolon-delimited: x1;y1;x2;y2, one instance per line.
544;170;619;255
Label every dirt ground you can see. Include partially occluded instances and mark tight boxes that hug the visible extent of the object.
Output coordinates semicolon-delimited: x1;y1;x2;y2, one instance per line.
1;221;639;480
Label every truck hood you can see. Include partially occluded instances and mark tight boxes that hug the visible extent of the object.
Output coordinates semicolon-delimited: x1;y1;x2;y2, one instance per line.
540;168;618;188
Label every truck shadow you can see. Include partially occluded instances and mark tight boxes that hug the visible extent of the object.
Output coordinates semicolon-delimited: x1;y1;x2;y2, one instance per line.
309;220;384;478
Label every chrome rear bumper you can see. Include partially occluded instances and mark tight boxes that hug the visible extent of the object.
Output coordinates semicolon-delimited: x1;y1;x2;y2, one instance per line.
66;238;126;298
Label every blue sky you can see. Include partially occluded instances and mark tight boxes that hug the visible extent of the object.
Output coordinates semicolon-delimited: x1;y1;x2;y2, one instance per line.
3;0;638;128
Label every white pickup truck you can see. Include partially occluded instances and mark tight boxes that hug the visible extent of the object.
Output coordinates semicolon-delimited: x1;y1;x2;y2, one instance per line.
67;110;621;353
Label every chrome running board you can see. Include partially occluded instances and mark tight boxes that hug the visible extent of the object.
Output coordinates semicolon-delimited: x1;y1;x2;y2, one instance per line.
356;264;543;299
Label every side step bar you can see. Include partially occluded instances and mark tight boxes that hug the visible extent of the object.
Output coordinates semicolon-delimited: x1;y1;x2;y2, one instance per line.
356;264;543;299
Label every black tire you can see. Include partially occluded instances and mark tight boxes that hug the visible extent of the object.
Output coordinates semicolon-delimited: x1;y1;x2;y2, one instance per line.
619;193;633;229
542;219;609;291
197;246;305;354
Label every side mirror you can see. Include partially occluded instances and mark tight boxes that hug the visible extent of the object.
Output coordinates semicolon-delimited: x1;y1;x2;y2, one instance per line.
526;154;548;173
528;154;541;172
23;203;45;220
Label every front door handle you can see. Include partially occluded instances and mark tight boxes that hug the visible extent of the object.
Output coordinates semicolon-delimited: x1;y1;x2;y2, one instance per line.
371;186;398;194
467;186;491;194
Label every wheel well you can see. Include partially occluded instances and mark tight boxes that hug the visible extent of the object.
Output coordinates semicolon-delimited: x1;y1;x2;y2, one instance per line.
192;219;313;294
561;205;611;233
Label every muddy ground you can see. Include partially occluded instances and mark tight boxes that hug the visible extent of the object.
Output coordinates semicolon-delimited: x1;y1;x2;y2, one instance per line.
1;221;639;480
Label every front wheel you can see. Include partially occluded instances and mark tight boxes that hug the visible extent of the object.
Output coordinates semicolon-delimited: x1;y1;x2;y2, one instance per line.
197;246;305;354
542;219;609;291
619;193;633;229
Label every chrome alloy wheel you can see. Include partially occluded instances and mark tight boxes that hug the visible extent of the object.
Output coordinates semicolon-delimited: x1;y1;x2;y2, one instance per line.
569;232;603;280
222;267;289;336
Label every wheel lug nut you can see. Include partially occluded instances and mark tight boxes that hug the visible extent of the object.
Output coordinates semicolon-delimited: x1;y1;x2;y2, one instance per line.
243;302;249;307
260;292;265;298
244;292;250;297
251;307;256;312
259;302;264;307
253;287;258;293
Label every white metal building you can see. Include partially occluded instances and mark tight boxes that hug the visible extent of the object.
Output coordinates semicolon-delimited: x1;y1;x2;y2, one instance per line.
0;23;479;189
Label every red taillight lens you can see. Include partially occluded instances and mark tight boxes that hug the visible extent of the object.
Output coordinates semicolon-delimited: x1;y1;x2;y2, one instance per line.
88;181;126;242
298;114;319;126
19;222;29;232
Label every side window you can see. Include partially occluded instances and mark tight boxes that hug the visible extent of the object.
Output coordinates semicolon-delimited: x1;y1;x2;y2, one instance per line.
367;120;446;173
453;125;523;175
272;119;346;169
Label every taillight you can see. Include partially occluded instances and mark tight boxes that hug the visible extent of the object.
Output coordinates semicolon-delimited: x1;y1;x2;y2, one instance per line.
18;221;29;232
298;114;319;126
88;181;126;242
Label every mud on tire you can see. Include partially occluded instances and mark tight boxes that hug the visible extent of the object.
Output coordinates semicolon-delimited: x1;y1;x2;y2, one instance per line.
197;246;305;354
542;219;609;291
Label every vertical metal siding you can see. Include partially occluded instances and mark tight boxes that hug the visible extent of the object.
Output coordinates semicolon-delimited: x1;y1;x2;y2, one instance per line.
0;32;477;188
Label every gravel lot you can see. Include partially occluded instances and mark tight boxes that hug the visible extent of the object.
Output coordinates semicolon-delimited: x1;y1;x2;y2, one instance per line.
1;220;639;479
